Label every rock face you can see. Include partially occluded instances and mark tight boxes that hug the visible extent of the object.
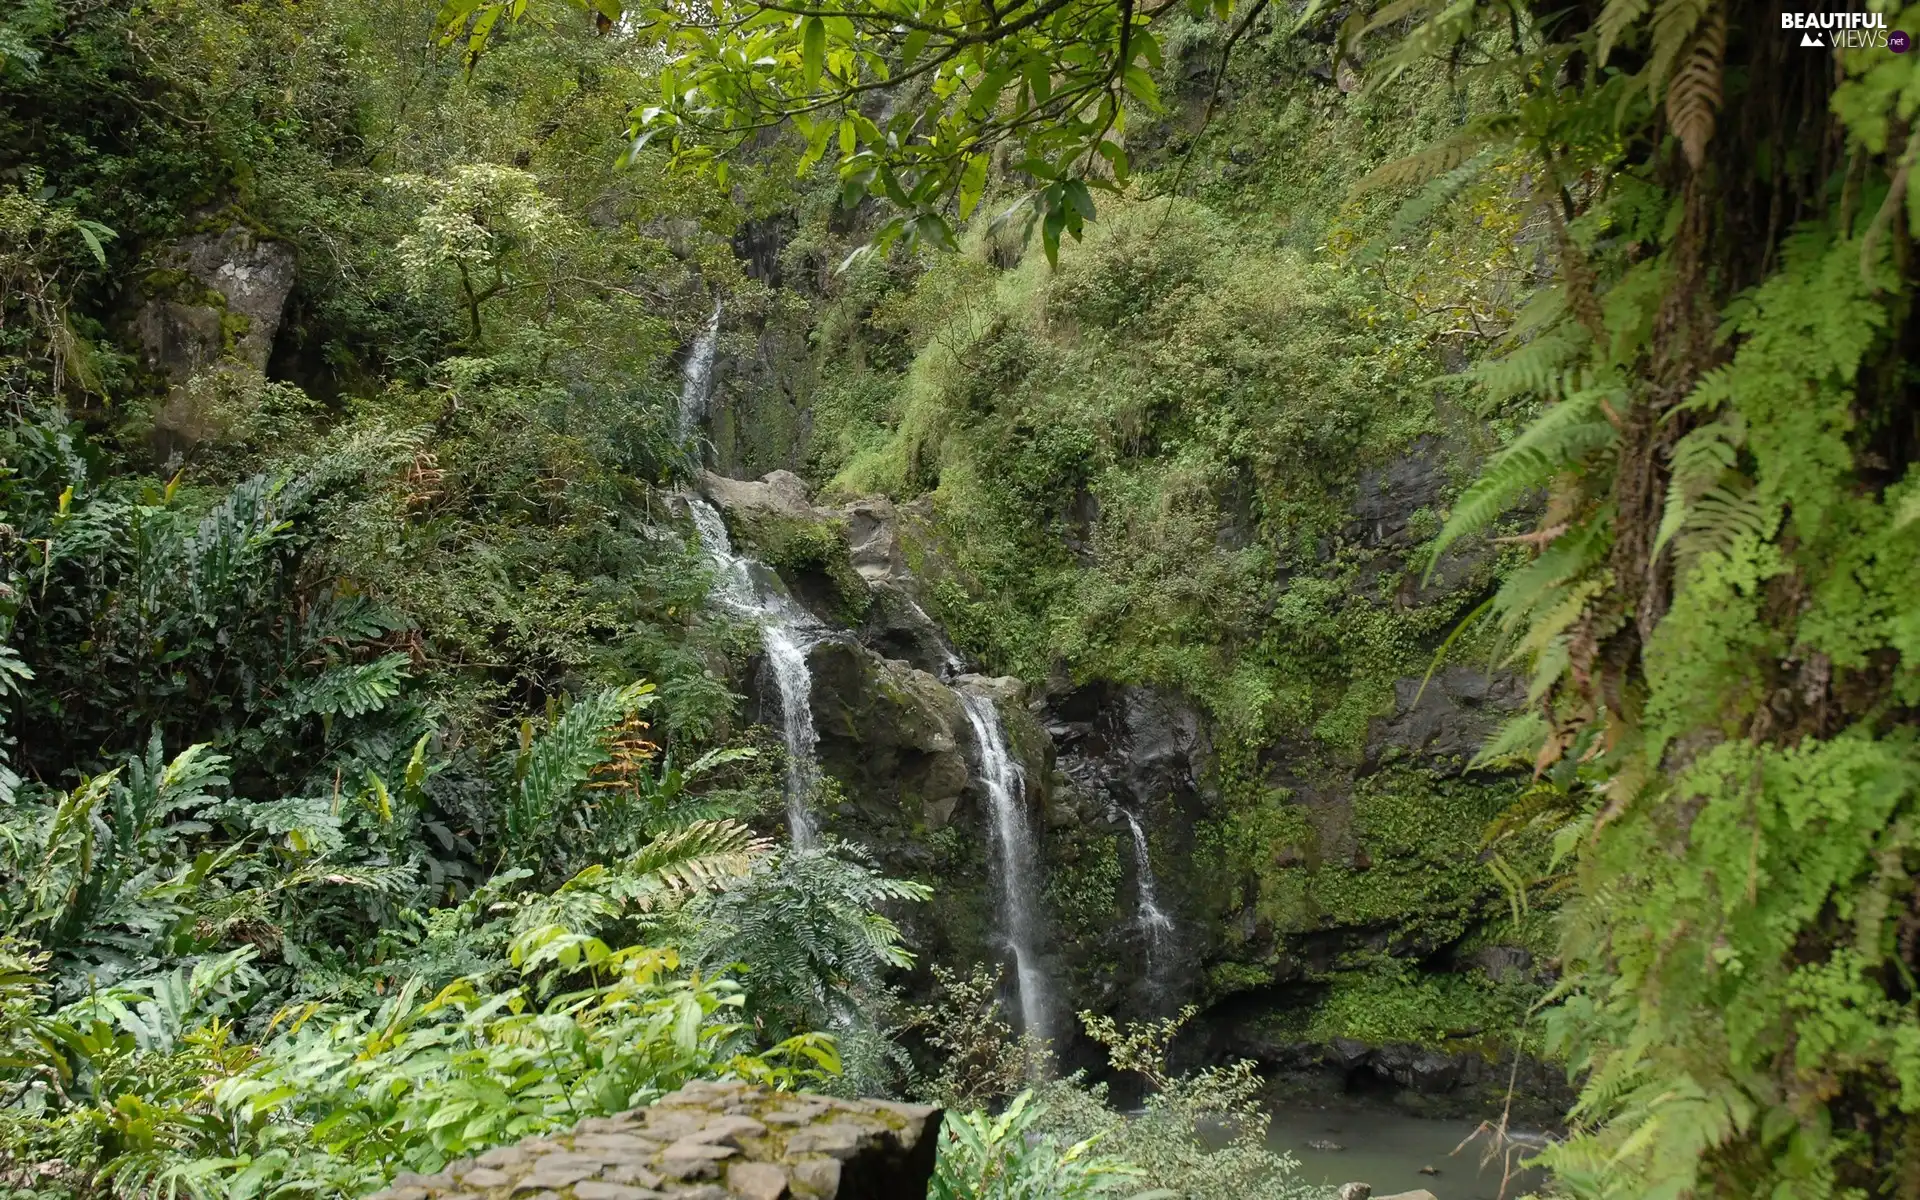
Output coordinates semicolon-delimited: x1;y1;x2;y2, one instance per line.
133;225;298;457
802;639;972;833
1043;681;1214;1016
362;1081;941;1200
1364;666;1526;771
135;226;296;378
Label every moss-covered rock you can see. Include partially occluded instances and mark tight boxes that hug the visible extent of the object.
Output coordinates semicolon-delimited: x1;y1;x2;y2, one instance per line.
362;1080;942;1200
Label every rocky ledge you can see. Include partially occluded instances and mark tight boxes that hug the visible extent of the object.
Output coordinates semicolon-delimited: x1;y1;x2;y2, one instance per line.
363;1082;941;1200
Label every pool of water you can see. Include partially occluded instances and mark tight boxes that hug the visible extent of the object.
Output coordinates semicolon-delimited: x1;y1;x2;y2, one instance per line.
1265;1104;1549;1199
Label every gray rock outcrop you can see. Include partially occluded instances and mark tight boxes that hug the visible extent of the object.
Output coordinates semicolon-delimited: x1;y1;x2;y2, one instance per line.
133;225;298;457
362;1081;941;1200
134;225;296;378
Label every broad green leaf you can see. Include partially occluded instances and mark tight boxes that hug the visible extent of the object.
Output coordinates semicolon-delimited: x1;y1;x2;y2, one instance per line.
957;152;989;219
801;17;825;88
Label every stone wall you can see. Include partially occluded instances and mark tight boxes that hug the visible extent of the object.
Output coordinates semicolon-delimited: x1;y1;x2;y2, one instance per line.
363;1082;940;1200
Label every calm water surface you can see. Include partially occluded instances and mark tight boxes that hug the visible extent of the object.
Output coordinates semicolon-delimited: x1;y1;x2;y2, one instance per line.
1265;1104;1549;1199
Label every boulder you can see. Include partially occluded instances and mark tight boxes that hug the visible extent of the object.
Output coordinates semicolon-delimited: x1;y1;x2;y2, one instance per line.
699;469;816;518
840;496;907;582
803;639;971;830
133;225;298;458
134;225;296;378
360;1081;941;1200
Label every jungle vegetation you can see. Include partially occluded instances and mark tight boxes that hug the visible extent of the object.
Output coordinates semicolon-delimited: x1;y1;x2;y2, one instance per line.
5;0;1920;1197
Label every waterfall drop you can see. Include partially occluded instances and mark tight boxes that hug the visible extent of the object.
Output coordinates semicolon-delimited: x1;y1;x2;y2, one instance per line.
959;691;1052;1047
762;624;822;848
684;494;823;847
678;300;723;440
1123;810;1175;989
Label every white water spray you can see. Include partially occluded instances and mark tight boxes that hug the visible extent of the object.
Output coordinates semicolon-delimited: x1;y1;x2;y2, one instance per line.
960;691;1051;1046
762;624;822;847
685;494;822;847
678;299;723;439
1123;810;1175;980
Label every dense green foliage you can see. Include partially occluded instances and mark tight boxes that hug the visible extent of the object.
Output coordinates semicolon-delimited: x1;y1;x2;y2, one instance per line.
15;0;1920;1195
0;2;922;1193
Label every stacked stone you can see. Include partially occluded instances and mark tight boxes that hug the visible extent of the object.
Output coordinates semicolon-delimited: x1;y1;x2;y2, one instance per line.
362;1082;941;1200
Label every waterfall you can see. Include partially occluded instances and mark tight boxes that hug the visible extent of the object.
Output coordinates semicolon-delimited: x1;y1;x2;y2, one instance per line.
1123;810;1175;982
904;595;965;679
685;494;822;847
678;299;722;440
762;624;821;847
959;691;1051;1046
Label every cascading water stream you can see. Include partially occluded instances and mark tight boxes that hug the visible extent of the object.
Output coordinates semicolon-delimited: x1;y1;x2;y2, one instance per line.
960;691;1051;1047
1123;810;1175;985
761;624;822;847
684;497;824;847
676;311;823;845
678;300;723;439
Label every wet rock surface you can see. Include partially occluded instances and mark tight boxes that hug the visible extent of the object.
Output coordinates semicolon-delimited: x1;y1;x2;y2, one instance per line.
362;1081;940;1200
1364;667;1526;771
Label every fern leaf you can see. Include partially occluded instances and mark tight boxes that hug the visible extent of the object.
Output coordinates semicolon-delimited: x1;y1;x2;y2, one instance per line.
1472;711;1551;771
277;654;412;722
1355;148;1497;265
1427;390;1620;576
1675;484;1778;564
1647;0;1712;91
1650;417;1743;560
509;683;658;854
1464;327;1584;407
1664;9;1725;169
1596;0;1653;64
1353;116;1516;194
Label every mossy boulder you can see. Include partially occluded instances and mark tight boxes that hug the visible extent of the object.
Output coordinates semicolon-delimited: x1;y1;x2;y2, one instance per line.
699;471;870;626
362;1080;941;1200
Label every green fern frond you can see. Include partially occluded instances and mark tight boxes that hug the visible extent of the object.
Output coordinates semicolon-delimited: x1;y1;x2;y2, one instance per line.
507;682;657;857
1471;711;1551;771
1426;389;1620;578
275;654;411;723
1674;484;1778;565
1595;0;1653;64
1355;148;1497;265
1463;326;1584;407
1353;116;1517;194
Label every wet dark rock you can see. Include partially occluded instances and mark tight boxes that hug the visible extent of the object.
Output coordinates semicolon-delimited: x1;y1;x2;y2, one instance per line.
1365;667;1525;771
